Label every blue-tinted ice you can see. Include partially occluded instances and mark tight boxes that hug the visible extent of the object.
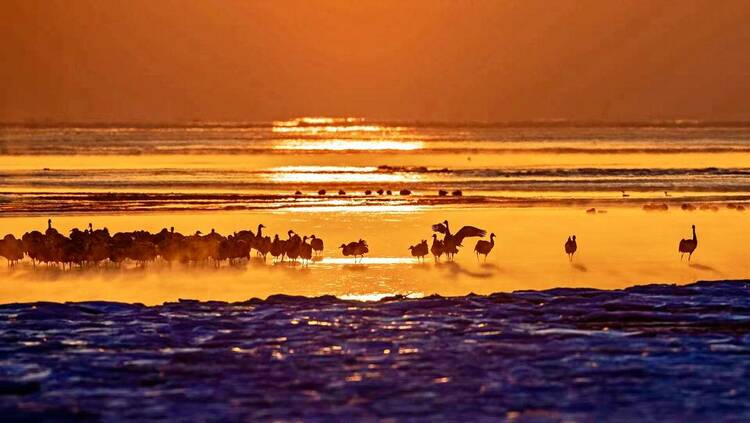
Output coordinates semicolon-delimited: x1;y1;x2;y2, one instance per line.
1;280;750;422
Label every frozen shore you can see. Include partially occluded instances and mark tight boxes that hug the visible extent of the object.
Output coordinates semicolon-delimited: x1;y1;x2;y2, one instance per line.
2;279;750;421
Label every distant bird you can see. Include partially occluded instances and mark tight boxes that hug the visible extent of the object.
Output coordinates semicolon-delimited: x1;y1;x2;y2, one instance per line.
310;235;324;256
664;191;670;197
408;240;428;262
473;233;495;262
270;235;284;262
338;190;346;195
365;190;372;195
430;234;444;262
621;191;630;198
318;189;327;196
386;190;392;195
678;225;698;261
354;239;369;262
339;242;354;258
565;235;577;261
0;234;24;267
46;218;59;236
452;190;463;197
681;203;696;211
285;231;301;262
400;189;412;196
438;190;448;197
299;236;313;265
377;189;384;195
432;220;486;260
295;190;302;196
341;239;369;263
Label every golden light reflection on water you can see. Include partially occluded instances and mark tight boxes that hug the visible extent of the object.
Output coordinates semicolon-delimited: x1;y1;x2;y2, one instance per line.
272;125;386;134
266;166;423;184
273;166;378;173
273;139;423;151
338;292;425;302
282;204;425;213
271;117;392;134
2;206;749;305
272;117;366;126
318;257;422;265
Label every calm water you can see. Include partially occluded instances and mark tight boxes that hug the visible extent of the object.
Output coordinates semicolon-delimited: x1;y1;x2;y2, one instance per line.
2;120;750;214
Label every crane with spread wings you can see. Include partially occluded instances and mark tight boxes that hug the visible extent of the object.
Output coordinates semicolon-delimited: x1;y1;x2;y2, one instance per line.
431;220;486;261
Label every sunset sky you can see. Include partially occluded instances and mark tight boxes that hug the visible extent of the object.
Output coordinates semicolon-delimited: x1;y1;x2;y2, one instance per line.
2;0;749;123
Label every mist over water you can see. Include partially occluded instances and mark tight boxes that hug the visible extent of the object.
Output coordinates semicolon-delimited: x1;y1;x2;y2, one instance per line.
1;207;748;304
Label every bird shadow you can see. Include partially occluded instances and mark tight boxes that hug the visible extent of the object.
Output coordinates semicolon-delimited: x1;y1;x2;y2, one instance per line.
570;262;588;272
342;264;368;271
436;261;496;279
689;262;720;273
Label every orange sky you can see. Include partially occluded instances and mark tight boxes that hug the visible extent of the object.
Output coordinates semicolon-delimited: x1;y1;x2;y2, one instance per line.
1;0;749;123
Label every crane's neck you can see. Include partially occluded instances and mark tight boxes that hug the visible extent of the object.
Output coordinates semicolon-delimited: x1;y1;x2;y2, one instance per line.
692;226;697;242
257;224;263;237
444;221;451;235
490;234;495;245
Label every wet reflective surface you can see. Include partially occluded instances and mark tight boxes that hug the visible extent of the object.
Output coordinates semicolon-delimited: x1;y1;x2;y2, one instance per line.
3;123;750;214
2;280;750;421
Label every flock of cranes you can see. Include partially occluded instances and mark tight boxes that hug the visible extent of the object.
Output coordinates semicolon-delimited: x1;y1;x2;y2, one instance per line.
0;220;327;268
0;219;700;269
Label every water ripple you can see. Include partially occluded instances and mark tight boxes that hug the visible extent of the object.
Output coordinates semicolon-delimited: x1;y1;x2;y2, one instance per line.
1;280;750;421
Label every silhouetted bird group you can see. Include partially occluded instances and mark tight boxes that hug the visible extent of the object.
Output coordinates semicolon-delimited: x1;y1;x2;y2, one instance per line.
295;189;467;197
408;220;489;263
0;220;326;268
0;219;702;268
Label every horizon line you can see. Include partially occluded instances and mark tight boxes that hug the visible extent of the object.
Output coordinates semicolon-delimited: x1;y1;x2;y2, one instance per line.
4;118;750;129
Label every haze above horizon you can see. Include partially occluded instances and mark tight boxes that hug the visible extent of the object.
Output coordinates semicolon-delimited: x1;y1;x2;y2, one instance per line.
2;0;750;124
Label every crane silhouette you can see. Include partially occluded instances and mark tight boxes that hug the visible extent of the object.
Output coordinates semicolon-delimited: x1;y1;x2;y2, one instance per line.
678;225;698;261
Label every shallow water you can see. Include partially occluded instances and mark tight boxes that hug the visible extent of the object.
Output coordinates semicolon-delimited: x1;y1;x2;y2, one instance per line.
2;280;749;421
2;122;750;214
2;121;750;421
1;207;749;304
